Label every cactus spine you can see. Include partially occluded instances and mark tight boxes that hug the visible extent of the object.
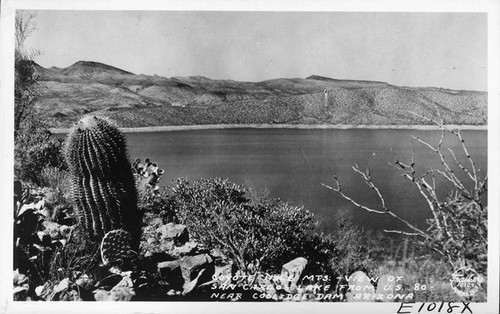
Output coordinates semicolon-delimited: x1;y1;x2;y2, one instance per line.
65;115;141;249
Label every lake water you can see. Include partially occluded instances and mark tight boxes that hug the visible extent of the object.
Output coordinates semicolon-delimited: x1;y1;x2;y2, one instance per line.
121;128;487;233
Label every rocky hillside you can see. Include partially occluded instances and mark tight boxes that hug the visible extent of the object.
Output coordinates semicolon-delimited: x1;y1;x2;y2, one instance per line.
33;61;487;128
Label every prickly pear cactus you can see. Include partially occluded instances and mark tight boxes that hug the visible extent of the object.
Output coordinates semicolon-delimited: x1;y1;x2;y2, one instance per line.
65;115;141;249
100;229;134;266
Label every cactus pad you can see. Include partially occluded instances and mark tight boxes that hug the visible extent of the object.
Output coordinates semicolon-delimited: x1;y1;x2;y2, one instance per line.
100;229;135;266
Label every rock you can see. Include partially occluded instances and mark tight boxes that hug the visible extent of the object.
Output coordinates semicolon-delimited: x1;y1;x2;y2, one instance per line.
95;273;123;290
345;271;375;302
59;225;73;238
158;254;214;293
35;283;53;300
17;203;35;218
376;274;396;302
53;278;70;294
94;276;135;301
34;199;45;210
55;289;81;301
171;241;198;257
149;217;164;227
13;271;30;301
111;276;135;301
158;223;189;246
210;248;224;259
280;257;307;293
183;268;208;294
212;264;234;286
13;286;29;301
50;278;82;301
75;274;92;289
42;221;61;238
180;254;213;281
13;269;28;286
158;259;184;290
36;232;52;246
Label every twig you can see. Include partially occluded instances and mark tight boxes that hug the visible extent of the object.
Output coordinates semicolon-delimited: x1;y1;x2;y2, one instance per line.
321;178;428;239
383;229;420;236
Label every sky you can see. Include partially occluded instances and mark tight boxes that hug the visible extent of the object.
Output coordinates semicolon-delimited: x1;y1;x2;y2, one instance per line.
22;10;487;91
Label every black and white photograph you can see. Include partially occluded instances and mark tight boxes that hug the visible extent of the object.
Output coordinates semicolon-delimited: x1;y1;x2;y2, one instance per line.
1;1;499;313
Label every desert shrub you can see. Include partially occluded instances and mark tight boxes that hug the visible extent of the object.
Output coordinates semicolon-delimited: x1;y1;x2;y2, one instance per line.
14;122;67;186
169;178;317;273
330;224;369;277
48;226;101;283
137;188;177;224
424;193;487;274
299;233;337;276
38;166;69;191
15;12;40;133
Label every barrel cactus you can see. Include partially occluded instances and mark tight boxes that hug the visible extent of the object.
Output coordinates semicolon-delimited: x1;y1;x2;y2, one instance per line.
64;115;141;249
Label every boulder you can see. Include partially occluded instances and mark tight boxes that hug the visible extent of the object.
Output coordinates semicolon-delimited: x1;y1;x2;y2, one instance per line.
50;278;82;301
35;282;52;300
158;254;214;294
158;259;184;290
158;223;189;246
42;221;61;239
94;276;135;301
180;254;214;283
171;241;198;257
13;286;29;301
376;274;395;302
212;264;234;286
280;257;308;293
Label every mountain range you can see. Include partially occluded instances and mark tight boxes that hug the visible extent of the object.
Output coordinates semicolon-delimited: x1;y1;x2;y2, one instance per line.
33;61;488;128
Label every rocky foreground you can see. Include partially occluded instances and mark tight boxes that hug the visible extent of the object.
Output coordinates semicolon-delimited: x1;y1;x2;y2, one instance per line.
13;185;413;302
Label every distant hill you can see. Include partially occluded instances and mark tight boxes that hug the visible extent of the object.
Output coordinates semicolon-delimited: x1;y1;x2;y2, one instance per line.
32;61;487;128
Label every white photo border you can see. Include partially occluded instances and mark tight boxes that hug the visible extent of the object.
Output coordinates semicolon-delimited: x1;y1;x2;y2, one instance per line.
1;1;498;313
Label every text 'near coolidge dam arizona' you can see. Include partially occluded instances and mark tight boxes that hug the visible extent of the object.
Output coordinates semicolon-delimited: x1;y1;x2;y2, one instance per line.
13;11;487;303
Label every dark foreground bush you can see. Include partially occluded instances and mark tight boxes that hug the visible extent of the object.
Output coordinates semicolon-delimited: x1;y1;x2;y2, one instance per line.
169;177;317;273
15;121;66;186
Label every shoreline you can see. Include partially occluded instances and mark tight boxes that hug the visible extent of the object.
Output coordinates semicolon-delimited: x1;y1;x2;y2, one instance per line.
50;123;488;134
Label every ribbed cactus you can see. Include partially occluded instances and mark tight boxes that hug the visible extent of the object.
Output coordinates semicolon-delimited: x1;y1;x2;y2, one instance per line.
65;115;141;249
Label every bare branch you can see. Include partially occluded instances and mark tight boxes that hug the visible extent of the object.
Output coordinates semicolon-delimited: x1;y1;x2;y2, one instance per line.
455;130;479;192
321;181;387;215
383;229;420;237
352;165;388;211
411;135;471;199
447;147;476;182
322;176;429;239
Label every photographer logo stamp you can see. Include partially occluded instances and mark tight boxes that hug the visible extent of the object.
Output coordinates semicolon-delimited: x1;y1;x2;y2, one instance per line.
450;267;482;297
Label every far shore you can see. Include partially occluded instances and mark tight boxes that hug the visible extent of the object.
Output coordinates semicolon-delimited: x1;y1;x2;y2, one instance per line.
49;123;488;134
